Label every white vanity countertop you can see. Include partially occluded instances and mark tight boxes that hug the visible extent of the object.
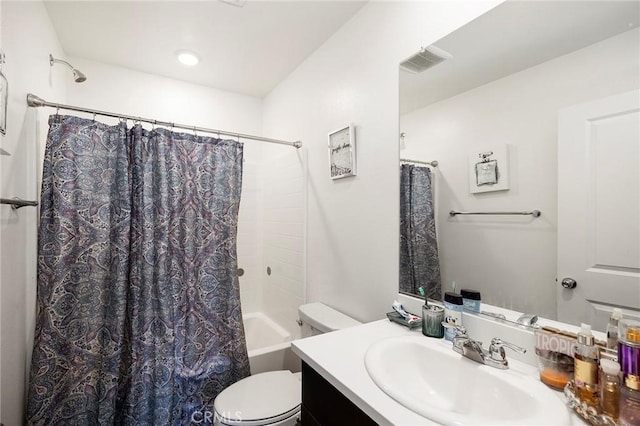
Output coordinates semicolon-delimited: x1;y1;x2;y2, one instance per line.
292;319;582;426
293;319;434;425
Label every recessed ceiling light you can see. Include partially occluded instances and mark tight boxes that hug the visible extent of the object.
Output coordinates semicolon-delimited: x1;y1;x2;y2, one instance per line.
176;51;200;66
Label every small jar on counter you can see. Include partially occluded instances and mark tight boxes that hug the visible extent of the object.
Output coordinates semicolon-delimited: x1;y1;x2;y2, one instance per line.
460;289;481;313
422;304;444;338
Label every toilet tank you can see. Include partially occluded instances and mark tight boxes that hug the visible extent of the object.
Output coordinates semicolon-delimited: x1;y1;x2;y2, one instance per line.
298;302;361;336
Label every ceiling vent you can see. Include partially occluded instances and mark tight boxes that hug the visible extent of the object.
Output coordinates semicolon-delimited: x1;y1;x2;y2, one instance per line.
400;45;453;73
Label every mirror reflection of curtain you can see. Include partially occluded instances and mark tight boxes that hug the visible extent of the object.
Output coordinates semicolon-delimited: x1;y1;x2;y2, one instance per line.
399;164;442;299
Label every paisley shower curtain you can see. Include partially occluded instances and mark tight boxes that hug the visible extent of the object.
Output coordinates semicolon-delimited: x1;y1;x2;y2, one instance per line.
399;164;442;299
27;115;249;425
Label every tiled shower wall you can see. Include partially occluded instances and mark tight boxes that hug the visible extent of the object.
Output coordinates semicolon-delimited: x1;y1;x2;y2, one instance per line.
237;158;263;314
237;147;306;340
261;149;306;340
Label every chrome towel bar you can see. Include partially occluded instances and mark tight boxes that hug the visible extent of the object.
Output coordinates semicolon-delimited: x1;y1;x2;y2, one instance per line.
1;197;38;210
450;210;541;217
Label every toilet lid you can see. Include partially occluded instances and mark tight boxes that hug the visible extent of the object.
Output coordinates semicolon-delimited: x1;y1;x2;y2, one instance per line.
214;370;301;426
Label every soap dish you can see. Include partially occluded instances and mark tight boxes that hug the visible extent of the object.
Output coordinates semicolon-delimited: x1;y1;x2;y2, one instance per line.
386;311;421;329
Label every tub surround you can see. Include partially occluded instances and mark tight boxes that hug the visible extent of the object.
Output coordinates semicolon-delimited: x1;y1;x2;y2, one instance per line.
243;312;301;375
292;319;582;425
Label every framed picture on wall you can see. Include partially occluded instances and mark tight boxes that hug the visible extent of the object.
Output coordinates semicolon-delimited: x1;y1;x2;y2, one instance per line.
328;124;356;179
468;144;510;193
0;50;7;136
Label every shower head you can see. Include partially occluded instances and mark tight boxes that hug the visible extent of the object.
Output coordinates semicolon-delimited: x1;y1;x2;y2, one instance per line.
72;69;87;83
49;54;87;83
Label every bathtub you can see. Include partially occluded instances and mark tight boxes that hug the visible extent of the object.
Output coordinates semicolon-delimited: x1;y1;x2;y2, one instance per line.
243;312;300;374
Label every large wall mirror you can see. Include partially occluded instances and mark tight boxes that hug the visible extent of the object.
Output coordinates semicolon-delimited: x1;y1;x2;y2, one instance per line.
399;0;640;331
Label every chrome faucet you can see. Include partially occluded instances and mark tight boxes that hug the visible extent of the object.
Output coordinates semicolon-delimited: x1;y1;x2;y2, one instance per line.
446;324;527;369
516;313;539;327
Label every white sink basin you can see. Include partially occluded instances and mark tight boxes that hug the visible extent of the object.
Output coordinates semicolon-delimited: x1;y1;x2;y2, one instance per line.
364;335;571;425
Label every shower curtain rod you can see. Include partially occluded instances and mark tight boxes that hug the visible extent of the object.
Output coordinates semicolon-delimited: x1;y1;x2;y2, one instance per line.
26;94;302;148
400;158;438;167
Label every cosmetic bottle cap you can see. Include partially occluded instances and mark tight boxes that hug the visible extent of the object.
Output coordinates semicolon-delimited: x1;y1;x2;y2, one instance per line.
627;327;640;343
444;292;463;305
601;359;621;376
612;308;624;320
619;319;640;345
460;289;481;300
578;323;594;345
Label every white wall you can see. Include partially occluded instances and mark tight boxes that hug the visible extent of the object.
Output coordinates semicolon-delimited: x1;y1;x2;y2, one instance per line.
0;2;67;424
400;28;640;319
263;1;502;323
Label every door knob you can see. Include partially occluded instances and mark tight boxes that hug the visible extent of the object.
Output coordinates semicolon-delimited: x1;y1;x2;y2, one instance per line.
561;277;577;289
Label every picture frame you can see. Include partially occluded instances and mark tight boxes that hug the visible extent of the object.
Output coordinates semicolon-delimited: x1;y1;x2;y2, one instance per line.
468;144;510;193
0;50;7;136
328;124;356;179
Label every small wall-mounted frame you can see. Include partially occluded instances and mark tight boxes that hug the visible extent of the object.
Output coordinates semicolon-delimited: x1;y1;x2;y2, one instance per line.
0;50;7;135
468;144;510;193
328;124;356;179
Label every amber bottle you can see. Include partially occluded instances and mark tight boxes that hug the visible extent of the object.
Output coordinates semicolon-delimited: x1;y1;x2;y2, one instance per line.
574;323;600;410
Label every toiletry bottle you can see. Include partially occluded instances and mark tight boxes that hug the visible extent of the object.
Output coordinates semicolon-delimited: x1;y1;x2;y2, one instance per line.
600;359;620;421
607;308;624;350
460;289;481;313
574;323;600;410
443;292;463;342
618;320;640;425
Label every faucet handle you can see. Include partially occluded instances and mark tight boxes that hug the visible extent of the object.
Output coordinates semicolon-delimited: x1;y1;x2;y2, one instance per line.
489;338;527;361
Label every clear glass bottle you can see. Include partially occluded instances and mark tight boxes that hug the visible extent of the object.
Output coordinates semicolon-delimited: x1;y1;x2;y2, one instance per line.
574;323;600;410
600;359;620;420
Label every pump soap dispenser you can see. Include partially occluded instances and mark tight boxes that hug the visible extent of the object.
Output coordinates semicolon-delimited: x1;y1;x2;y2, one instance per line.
607;308;624;350
574;323;600;410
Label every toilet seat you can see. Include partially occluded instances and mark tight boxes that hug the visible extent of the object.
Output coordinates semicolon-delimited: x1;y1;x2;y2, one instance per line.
214;370;301;426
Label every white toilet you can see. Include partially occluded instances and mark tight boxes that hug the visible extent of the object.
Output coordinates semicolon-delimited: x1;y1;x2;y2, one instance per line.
213;303;361;426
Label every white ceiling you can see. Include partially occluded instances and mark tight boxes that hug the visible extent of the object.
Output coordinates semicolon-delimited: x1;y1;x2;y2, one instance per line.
400;0;640;115
44;1;367;98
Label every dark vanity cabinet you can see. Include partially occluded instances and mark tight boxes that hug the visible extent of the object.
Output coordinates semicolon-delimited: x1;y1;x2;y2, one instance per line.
301;361;378;425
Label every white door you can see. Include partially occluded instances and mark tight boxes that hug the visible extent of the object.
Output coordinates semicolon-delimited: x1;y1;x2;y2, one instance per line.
557;90;640;331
